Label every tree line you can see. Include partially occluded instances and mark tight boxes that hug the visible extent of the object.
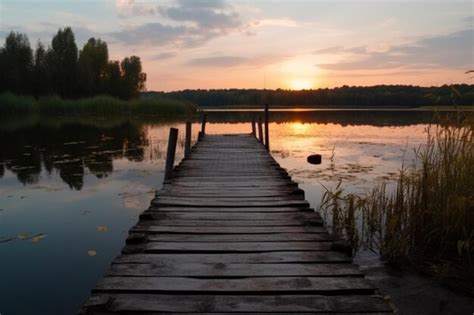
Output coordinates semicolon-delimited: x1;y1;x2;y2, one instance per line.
148;84;474;107
0;27;146;100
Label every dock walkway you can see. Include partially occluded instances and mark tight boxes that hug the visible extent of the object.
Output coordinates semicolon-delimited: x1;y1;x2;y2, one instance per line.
80;133;392;314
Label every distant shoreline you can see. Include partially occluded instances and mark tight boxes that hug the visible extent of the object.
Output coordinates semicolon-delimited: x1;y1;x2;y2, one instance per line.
200;105;474;112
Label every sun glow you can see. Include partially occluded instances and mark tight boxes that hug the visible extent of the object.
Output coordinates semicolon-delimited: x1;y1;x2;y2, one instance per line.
289;78;313;90
290;122;310;133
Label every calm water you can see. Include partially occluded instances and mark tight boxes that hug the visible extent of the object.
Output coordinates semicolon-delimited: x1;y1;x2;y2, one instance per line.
0;110;451;314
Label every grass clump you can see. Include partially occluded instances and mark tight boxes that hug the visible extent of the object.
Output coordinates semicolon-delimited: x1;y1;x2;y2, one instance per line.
319;114;474;292
0;92;195;117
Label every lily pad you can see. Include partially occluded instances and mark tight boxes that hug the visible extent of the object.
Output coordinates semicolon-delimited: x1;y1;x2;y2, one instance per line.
96;225;108;232
31;233;47;242
17;232;30;240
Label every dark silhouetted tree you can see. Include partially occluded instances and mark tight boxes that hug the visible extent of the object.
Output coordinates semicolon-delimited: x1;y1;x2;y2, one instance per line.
48;27;78;97
78;37;109;96
0;32;33;94
32;41;50;97
120;56;146;99
106;60;122;97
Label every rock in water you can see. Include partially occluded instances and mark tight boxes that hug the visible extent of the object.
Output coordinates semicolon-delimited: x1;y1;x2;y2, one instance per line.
307;154;322;165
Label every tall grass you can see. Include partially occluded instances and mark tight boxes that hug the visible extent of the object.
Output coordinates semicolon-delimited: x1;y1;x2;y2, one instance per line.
319;114;474;290
0;92;195;117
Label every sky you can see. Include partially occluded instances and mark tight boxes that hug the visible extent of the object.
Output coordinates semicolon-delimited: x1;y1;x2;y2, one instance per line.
1;0;473;91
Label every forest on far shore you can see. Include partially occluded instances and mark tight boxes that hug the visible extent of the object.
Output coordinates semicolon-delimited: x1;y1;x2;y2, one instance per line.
147;84;474;108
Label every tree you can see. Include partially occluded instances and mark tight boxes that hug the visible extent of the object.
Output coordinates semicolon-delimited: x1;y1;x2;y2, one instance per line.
120;56;146;99
33;41;50;97
49;27;78;98
106;61;122;98
78;38;109;96
0;32;33;94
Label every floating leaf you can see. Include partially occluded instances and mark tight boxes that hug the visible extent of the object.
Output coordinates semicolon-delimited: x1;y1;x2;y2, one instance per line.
87;250;97;256
17;232;30;240
96;225;108;232
31;233;47;242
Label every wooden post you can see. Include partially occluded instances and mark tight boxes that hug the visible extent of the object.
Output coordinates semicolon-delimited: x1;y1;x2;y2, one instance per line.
257;116;264;143
164;128;178;181
264;103;269;151
251;119;256;136
184;121;191;158
201;113;207;135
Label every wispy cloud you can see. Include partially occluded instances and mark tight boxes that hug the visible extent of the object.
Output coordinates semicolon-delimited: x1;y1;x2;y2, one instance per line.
187;56;248;67
187;54;289;68
115;0;157;17
111;0;245;48
318;29;473;70
152;52;178;60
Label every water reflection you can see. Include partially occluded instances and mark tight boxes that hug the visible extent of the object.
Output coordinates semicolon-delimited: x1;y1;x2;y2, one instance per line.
0;121;147;189
202;109;452;126
1;110;469;189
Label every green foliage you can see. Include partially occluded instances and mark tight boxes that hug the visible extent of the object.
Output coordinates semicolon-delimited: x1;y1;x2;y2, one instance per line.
0;92;195;117
106;61;122;97
0;27;147;100
319;115;474;289
78;38;109;96
33;41;49;97
120;56;146;99
0;32;33;94
49;27;78;98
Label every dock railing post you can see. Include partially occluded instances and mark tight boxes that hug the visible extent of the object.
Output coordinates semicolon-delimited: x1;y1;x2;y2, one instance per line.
251;118;256;136
164;128;178;181
185;121;192;158
201;113;207;134
198;113;207;140
257;116;264;143
264;103;269;151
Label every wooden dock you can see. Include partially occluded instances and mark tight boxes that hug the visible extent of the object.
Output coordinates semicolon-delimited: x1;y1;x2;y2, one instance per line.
80;131;393;314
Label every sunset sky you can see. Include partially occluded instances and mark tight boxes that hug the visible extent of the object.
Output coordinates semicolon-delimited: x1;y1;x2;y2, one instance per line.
1;0;472;91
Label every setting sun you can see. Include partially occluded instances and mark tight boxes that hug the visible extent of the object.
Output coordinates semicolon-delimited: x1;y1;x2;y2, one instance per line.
289;79;314;90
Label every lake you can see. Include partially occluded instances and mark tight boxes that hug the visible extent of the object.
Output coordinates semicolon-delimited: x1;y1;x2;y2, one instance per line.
0;109;468;314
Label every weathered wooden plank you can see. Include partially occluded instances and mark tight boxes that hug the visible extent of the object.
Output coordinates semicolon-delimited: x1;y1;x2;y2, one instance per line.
139;219;322;227
114;251;351;264
143;241;332;253
164;182;298;188
152;197;309;208
94;276;375;294
81;294;391;313
140;211;321;221
172;176;289;181
139;233;332;242
148;206;313;213
107;262;362;277
156;190;301;198
131;225;326;234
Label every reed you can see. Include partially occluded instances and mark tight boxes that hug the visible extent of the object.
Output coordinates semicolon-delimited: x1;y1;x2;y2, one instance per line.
0;92;195;117
319;114;474;290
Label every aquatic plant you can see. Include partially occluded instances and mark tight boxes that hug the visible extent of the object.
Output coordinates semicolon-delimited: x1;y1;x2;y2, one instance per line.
319;113;474;291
